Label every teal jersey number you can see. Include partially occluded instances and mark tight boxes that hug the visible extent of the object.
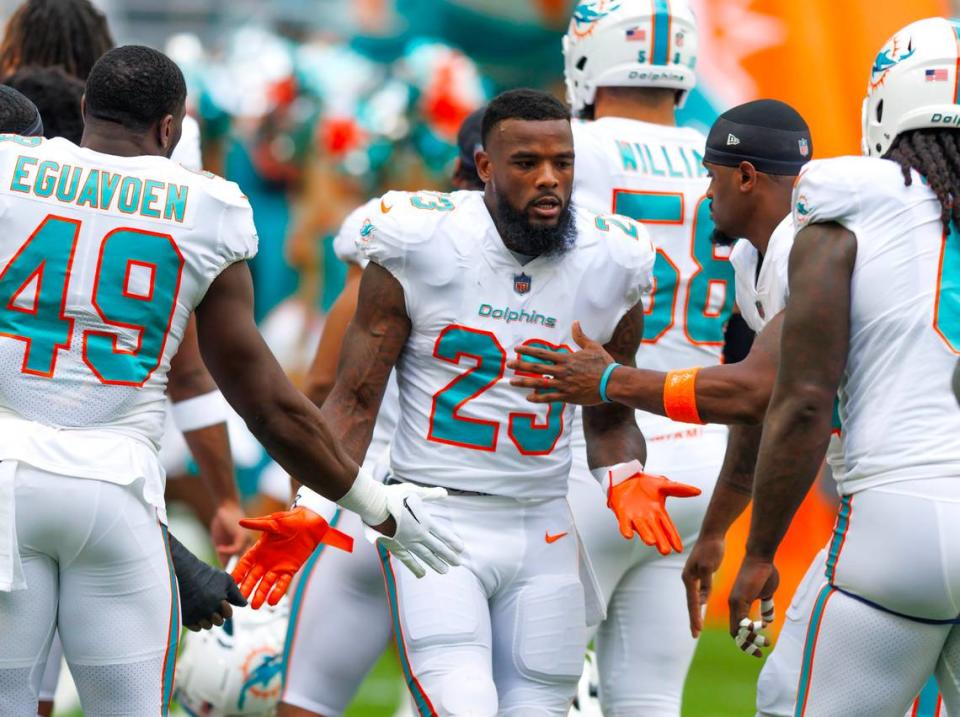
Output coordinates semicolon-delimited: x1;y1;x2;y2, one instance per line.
611;190;735;345
508;339;570;455
428;326;568;454
0;216;80;376
85;229;184;385
428;325;505;451
935;226;960;352
0;214;184;385
410;192;455;212
685;197;736;344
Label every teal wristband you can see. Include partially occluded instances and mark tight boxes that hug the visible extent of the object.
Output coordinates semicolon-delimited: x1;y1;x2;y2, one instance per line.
598;362;622;403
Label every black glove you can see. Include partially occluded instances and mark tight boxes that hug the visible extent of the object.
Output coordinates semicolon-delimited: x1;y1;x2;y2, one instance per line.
168;532;247;631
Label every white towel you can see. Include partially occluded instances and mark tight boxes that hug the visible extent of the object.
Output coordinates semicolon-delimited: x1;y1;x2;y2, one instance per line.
0;459;24;591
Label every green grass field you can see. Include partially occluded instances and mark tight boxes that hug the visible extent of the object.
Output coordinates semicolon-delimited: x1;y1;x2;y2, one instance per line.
55;627;762;716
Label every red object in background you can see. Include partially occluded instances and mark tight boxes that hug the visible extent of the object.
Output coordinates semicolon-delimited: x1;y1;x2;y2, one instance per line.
421;55;476;141
320;115;368;157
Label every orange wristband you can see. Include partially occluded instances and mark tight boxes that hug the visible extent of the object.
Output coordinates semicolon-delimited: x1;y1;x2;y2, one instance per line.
663;367;705;425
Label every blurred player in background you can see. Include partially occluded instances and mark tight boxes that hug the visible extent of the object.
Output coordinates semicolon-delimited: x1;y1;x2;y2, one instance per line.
728;17;960;716
273;107;485;717
236;88;699;716
558;1;733;712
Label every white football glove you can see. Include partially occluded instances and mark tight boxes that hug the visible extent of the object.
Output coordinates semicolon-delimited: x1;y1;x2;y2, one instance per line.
377;484;464;578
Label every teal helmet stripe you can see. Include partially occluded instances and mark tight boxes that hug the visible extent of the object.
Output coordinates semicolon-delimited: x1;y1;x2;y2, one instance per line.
950;19;960;103
652;0;672;65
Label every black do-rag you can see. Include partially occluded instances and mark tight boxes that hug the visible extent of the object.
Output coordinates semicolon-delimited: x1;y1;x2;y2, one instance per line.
704;99;811;176
457;106;486;173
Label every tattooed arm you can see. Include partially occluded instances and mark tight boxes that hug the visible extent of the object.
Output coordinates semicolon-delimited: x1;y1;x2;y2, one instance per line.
582;304;647;468
320;262;411;463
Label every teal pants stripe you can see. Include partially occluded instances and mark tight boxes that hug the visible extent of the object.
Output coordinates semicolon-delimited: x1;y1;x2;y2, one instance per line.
281;508;342;689
378;544;436;716
159;524;180;715
914;676;942;717
794;585;835;717
825;495;852;582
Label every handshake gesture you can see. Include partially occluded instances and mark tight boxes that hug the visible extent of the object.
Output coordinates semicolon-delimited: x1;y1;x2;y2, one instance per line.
233;481;464;608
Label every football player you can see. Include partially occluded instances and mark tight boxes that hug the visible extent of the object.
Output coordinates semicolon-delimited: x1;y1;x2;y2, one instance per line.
559;2;733;712
0;46;455;715
236;88;699;716
277;107;486;717
728;17;960;715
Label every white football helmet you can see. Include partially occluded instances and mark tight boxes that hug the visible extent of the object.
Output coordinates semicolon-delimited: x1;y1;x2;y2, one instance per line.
563;0;699;116
862;17;960;157
175;598;290;717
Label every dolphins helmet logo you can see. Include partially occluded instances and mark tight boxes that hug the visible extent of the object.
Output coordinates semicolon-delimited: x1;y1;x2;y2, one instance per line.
237;648;283;709
569;0;622;40
870;34;916;90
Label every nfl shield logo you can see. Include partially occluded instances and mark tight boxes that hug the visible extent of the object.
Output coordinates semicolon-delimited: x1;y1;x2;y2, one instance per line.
798;138;810;157
514;272;532;295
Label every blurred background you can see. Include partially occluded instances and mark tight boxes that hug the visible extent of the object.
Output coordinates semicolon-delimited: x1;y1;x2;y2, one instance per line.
5;0;949;714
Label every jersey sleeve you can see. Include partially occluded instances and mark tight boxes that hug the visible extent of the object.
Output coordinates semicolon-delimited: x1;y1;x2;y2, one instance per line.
792;158;861;231
356;190;447;302
216;187;259;266
334;198;379;268
584;213;656;344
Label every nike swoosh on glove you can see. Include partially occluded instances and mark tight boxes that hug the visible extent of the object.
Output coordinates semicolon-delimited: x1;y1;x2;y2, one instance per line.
377;484;464;578
232;507;354;609
605;462;701;555
169;532;247;628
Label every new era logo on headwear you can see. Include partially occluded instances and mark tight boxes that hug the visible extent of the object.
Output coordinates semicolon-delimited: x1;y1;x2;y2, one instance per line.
727;134;740;146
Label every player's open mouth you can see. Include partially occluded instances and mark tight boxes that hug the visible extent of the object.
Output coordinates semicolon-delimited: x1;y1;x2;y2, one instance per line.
530;197;562;219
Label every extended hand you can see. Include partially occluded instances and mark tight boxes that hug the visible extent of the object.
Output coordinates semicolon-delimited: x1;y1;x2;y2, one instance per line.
167;533;248;631
605;466;701;554
209;500;250;566
728;555;779;657
508;321;615;405
376;484;464;578
681;534;725;638
232;507;354;609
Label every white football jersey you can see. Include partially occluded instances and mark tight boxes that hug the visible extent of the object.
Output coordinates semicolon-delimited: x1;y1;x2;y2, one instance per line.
333;197;399;466
729;216;793;335
730;215;845;480
573;117;736;370
0;136;257;514
359;189;654;499
571;116;734;448
792;156;960;493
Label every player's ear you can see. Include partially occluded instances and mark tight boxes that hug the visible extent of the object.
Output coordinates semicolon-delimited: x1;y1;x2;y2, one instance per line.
476;149;492;184
158;114;174;153
738;161;758;193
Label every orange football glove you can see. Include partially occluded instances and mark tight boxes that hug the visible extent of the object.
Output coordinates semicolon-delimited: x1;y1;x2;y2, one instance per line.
232;507;354;609
603;461;701;555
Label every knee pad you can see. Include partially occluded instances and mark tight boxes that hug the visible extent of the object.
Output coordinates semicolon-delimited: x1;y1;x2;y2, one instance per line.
432;663;498;717
514;575;587;685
